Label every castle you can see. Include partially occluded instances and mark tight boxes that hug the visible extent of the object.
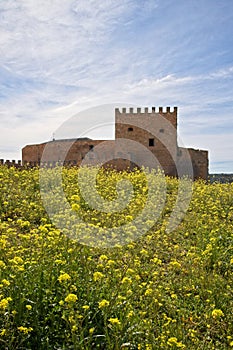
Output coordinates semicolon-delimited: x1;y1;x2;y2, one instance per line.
22;107;208;179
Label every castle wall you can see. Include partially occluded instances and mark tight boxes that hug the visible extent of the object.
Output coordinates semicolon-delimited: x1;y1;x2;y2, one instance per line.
177;147;208;180
0;159;22;168
22;139;115;167
187;148;208;180
22;144;46;164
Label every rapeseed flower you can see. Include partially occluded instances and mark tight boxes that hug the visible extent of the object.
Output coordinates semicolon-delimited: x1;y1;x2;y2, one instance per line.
93;271;104;281
82;305;90;310
89;327;95;334
58;272;71;283
167;337;185;348
121;277;132;284
71;203;80;211
64;294;78;303
0;329;6;336
212;309;224;318
108;317;121;326
98;299;110;308
145;288;153;296
0;297;12;310
17;326;33;334
1;279;10;286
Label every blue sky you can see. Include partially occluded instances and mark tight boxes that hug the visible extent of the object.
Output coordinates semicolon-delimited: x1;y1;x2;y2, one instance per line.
0;0;233;173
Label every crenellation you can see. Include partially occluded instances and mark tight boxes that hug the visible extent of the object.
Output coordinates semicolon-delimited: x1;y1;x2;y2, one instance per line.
115;106;177;115
0;159;23;168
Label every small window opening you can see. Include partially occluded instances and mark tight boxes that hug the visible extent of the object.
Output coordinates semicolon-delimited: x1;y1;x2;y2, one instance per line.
159;128;164;133
128;127;133;132
89;145;94;150
177;149;182;157
149;138;154;147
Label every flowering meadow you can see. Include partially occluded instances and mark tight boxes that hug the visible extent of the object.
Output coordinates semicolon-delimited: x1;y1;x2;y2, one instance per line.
0;165;232;349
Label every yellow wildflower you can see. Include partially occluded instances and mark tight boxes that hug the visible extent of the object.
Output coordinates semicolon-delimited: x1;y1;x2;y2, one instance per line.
127;310;134;318
212;309;224;318
93;271;104;281
0;328;6;336
72;325;77;332
169;260;181;269
145;288;153;296
99;254;108;261
108;317;121;326
121;277;132;284
17;326;33;334
167;337;185;348
71;194;80;201
64;293;78;303
98;299;110;308
0;261;6;268
89;327;95;334
71;203;80;211
0;297;12;309
58;272;71;283
82;305;90;310
1;279;10;286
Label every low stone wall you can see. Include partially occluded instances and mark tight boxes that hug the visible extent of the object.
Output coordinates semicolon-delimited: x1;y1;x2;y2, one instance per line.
0;159;22;168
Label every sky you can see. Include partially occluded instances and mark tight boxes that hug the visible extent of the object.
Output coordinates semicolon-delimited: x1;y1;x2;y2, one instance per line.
0;0;233;173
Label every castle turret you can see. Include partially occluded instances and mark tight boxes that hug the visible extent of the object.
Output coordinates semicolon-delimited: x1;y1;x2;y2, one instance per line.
115;106;178;176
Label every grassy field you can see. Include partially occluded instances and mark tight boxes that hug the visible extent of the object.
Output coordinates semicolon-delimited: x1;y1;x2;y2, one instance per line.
0;165;232;349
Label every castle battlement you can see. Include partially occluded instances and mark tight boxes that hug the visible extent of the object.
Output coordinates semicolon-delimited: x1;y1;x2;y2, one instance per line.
115;106;177;114
0;159;22;167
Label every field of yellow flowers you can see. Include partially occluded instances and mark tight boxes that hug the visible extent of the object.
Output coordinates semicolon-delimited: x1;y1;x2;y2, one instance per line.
0;165;232;349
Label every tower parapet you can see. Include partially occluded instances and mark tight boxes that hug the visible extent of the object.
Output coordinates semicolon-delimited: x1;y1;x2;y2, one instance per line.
115;106;177;114
115;106;177;129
